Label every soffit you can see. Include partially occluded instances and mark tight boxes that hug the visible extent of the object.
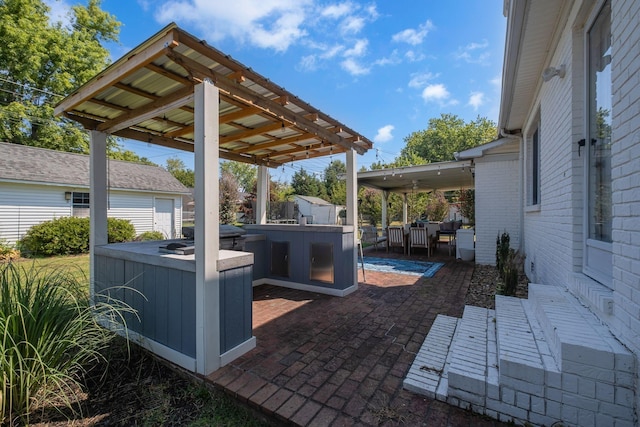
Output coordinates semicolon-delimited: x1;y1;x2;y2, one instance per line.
55;23;372;167
358;161;474;194
500;0;571;132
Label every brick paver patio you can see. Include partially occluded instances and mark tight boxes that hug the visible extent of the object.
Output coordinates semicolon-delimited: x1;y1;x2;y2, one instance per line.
207;246;507;426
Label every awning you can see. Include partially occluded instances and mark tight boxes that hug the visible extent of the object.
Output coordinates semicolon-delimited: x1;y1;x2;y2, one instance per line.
54;23;372;167
357;160;474;193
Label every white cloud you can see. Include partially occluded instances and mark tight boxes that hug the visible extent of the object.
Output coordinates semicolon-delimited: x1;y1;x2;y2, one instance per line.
344;39;368;57
374;125;395;143
321;2;353;19
374;50;401;66
405;50;426;62
408;72;437;89
467;92;485;110
299;54;318;71
341;58;370;75
340;16;365;34
455;39;491;65
392;20;434;45
421;83;458;105
490;74;502;88
155;0;312;52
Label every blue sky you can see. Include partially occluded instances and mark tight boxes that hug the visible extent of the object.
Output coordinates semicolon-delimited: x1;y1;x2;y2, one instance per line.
49;0;506;183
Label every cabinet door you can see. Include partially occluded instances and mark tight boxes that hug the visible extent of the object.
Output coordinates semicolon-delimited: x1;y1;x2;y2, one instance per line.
270;241;290;277
309;242;334;284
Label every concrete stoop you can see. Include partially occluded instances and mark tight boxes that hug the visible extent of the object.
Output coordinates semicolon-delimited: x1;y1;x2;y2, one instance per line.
403;283;637;426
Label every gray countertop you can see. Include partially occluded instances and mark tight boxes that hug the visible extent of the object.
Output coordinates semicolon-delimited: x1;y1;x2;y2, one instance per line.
95;240;254;272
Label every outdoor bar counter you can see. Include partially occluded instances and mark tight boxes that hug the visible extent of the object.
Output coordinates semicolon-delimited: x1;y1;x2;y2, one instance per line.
93;241;255;369
243;224;357;296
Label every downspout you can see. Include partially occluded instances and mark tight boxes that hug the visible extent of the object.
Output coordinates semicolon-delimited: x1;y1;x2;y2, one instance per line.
500;129;524;255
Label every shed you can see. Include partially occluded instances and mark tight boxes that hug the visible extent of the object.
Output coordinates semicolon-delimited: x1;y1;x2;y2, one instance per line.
0;142;190;244
294;195;344;225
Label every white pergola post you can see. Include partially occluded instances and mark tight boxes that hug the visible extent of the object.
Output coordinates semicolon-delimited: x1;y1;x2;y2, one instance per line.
194;80;220;375
256;165;268;224
345;149;358;284
402;193;408;224
381;190;389;230
89;131;108;305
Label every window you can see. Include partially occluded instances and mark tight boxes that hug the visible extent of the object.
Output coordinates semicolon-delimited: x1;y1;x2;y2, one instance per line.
584;0;612;285
527;119;541;207
72;192;90;217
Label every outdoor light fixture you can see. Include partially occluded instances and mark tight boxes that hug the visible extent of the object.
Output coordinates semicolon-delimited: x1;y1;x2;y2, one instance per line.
542;64;566;82
64;191;72;201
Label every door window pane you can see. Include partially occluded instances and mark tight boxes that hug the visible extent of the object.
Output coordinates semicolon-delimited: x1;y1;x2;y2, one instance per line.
588;0;612;243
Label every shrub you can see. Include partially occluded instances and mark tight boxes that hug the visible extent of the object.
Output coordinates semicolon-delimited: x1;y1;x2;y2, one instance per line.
107;218;136;243
0;263;133;424
495;232;521;296
0;239;20;262
18;217;136;257
135;231;166;241
495;231;510;274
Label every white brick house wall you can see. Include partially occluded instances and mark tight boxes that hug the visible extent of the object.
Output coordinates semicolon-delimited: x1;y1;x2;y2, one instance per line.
609;0;640;415
521;0;640;419
474;154;521;265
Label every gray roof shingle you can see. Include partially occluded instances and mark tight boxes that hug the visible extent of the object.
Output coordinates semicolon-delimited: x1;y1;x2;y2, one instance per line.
0;142;189;194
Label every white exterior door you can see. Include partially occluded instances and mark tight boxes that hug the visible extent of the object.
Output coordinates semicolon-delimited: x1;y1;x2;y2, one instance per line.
155;198;175;239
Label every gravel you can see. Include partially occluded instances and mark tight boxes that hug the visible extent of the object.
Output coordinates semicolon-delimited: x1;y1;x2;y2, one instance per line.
466;264;529;310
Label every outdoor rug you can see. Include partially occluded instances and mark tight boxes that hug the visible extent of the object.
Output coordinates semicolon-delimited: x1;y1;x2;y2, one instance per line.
360;257;444;278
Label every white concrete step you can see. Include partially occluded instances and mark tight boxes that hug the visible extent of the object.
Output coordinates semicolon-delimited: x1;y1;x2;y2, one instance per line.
447;305;498;410
528;284;635;376
403;314;458;400
495;295;560;389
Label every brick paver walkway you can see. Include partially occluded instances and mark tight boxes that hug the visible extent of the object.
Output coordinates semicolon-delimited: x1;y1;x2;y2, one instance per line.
207;246;506;426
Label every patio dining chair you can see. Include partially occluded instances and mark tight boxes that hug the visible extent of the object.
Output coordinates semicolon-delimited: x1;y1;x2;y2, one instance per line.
409;226;429;256
386;226;405;253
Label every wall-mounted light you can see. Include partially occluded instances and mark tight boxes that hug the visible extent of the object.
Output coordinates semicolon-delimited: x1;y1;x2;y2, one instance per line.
64;191;72;201
542;64;566;82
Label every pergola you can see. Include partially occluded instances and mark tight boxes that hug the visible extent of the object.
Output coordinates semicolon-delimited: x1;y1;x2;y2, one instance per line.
358;160;475;227
54;23;372;375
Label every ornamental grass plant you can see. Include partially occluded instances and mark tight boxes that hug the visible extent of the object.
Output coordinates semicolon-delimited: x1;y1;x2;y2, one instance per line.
0;262;133;425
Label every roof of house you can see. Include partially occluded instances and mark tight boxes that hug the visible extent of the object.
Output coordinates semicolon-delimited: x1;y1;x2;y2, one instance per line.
294;195;333;205
0;142;190;194
455;137;520;160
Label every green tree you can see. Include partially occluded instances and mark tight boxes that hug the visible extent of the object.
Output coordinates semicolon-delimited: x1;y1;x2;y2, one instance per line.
291;168;328;199
219;170;238;224
359;188;382;227
165;157;194;188
425;191;449;222
0;0;120;152
323;160;346;205
400;114;497;163
220;161;257;193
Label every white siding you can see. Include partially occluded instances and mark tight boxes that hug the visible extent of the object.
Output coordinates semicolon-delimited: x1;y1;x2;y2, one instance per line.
107;192;154;233
0;183;184;244
475;154;521;265
0;183;72;244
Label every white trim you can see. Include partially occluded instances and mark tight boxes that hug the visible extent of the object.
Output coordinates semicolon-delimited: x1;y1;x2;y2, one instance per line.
253;278;358;297
99;319;196;371
220;337;256;367
194;80;221;375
